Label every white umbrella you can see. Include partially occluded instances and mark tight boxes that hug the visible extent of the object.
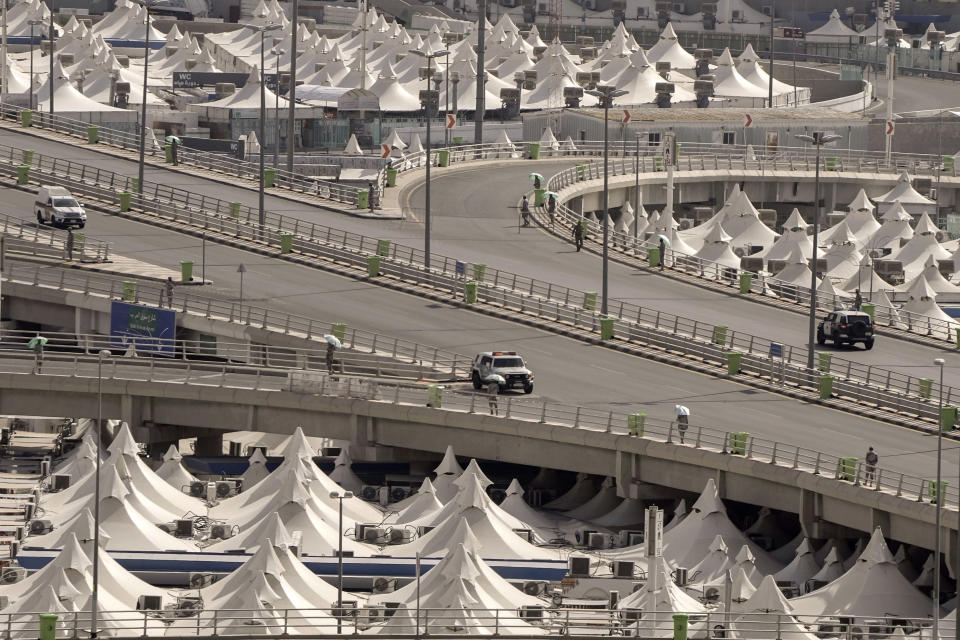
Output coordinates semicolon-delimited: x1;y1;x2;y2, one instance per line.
322;334;341;349
675;405;690;417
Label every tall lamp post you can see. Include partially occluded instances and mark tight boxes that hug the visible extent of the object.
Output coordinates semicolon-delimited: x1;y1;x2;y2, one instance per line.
243;22;282;231
794;132;841;371
329;490;353;633
270;46;285;169
91;348;111;639
132;0;168;196
285;0;298;173
410;48;449;271
586;84;627;316
28;20;44;110
934;356;945;640
48;0;56;116
634;132;642;242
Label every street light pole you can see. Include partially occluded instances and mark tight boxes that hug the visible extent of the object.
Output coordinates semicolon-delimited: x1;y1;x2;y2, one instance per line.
634;133;640;242
29;21;43;110
134;0;167;196
91;348;111;639
271;47;284;169
586;85;627;317
768;1;775;107
48;0;56;116
934;356;945;640
411;49;449;271
243;23;282;232
795;132;842;371
286;0;298;173
330;490;353;633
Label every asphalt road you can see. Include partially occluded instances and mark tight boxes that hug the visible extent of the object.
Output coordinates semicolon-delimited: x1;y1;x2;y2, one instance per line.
0;183;957;486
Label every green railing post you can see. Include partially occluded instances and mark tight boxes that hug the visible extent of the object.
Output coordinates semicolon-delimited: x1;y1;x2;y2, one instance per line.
672;614;688;640
377;239;392;257
38;614;58;640
21;149;33;166
386;168;398;187
712;325;727;345
229;201;241;218
473;263;487;282
357;189;369;210
818;352;832;373
941;406;957;431
649;246;661;268
264;167;276;188
438;149;450;167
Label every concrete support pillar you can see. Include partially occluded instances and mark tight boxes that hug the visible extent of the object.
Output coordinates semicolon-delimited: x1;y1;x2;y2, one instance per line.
799;488;818;538
194;434;223;456
871;508;890;536
615;451;635;498
120;394;134;428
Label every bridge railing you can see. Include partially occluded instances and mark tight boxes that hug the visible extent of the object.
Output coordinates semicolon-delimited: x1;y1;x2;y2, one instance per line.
0;212;110;263
0;103;363;207
2;261;472;380
6;350;955;509
0;605;938;638
0;137;953;417
547;159;959;342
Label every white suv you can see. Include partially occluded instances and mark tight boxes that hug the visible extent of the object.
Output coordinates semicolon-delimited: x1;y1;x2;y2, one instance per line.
471;351;534;394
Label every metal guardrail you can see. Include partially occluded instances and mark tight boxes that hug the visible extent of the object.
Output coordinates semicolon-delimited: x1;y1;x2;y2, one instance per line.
546;156;960;344
0;328;451;381
0;141;953;422
0;103;363;207
0;212;110;263
3;350;956;510
2;261;471;380
0;605;940;638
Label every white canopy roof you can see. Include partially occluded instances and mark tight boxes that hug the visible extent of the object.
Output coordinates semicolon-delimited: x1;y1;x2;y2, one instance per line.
806;9;861;41
873;172;936;205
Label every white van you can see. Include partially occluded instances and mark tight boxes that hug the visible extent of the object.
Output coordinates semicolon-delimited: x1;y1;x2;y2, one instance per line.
35;186;86;229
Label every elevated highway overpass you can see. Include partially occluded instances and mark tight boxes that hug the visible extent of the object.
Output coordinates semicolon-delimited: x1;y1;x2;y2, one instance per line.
0;350;953;558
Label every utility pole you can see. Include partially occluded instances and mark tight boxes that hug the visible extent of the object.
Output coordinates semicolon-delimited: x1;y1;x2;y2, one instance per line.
286;0;298;173
474;0;486;145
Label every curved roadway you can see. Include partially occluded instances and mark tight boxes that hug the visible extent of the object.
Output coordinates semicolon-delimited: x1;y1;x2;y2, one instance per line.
0;129;958;485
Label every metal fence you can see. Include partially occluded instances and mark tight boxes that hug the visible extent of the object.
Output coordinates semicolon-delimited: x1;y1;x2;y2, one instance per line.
2;261;471;380
0;103;363;207
1;141;954;422
3;349;955;510
0;212;110;263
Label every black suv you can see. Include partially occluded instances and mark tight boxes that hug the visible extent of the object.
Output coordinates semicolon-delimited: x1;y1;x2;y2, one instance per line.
817;310;875;350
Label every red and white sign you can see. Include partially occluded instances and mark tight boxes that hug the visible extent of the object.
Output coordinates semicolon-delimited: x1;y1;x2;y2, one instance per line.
621;109;631;124
380;143;390;158
885;120;895;136
743;113;753;128
446;113;456;129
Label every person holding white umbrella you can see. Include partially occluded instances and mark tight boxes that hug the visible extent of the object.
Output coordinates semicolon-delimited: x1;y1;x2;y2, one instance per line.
324;334;341;373
675;404;690;444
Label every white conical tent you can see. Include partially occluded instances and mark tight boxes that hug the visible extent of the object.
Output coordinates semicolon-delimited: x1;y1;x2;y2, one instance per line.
889;212;951;280
792;528;937;618
903;254;960;294
395;477;445;524
645;22;695;69
872;171;936;214
735;44;794;95
840;253;891;294
689;535;732;585
497;479;592;543
711;48;769;98
432;445;464;504
868;201;915;251
35;57;124;112
155;444;198;490
663;499;687;533
241;447;270;489
730;575;821;640
414;468;535;534
329;448;364;494
733;545;765;588
25;508;110;550
806;8;861;42
660;479;782;574
763;209;813;264
773;538;822;591
564;477;622;521
694;225;742;276
901;276;957;337
771;245;819;289
542;473;601;511
207;511;297;554
590;497;646;528
618;556;707;637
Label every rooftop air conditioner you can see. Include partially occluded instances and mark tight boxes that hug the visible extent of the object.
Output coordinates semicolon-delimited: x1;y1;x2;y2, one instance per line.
51;474;70;491
637;6;647;16
416;525;435;538
0;567;25;584
587;532;608;549
210;524;235;540
520;605;545;620
613;560;635;578
675;567;688;586
619;530;643;547
175;519;195;538
364;527;386;544
372;577;397;594
29;519;53;535
388;528;414;544
215;481;238;499
575;529;597;545
356;524;381;542
188;481;206;498
137;595;162;611
513;528;534;543
360;485;380;502
389;486;412;502
568;556;591;577
703;583;725;602
523;581;547;596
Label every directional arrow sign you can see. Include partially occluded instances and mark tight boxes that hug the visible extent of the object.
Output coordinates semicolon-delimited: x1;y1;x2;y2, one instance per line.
381;143;391;158
885;120;895;136
621;109;631;124
743;113;753;128
446;113;456;129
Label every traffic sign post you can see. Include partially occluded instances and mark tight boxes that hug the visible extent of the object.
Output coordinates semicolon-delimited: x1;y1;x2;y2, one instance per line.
621;110;631;124
743;113;753;128
769;342;784;384
381;143;390;158
446;114;456;129
885;120;895;136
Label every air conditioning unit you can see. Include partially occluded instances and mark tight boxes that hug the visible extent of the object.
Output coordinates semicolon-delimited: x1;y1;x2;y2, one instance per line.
210;524;235;540
636;6;647;16
9;541;18;559
520;605;545;620
776;581;800;598
612;560;635;578
703;583;725;602
0;567;25;584
513;528;534;542
388;486;412;502
356;524;381;541
609;590;620;608
175;597;203;617
806;579;829;593
674;567;688;587
51;474;70;491
619;530;644;547
930;188;938;201
671;2;685;12
355;607;382;628
360;485;380;502
137;595;163;610
372;577;397;594
575;529;597;545
523;580;547;595
388;528;414;544
678;218;693;230
158;522;176;534
188;573;216;588
29;519;53;535
416;525;435;538
587;532;607;549
568;556;591;577
731;9;743;21
215;481;238;499
188;481;206;498
175;520;195;538
364;527;386;544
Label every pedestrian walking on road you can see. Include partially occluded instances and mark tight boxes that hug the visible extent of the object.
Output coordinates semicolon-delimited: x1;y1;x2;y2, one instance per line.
659;236;667;271
520;195;531;227
675;404;690;444
487;381;499;416
572;222;582;251
326;343;336;373
864;446;878;486
66;230;74;261
165;277;175;309
854;288;863;310
30;335;47;374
